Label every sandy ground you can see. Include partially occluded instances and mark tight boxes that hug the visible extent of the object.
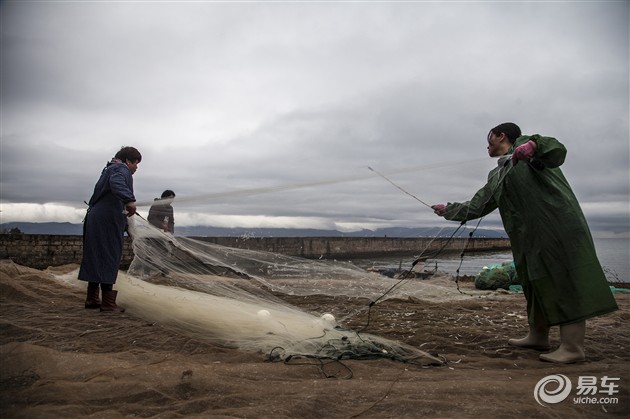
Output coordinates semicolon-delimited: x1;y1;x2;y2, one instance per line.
1;259;628;418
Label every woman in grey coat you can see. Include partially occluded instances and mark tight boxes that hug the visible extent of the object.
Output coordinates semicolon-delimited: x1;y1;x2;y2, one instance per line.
78;146;141;312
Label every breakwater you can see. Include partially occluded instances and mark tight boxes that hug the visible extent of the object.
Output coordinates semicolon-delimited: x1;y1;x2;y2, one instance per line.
0;234;510;270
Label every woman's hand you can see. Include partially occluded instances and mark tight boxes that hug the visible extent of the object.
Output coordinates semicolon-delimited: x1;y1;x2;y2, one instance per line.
431;204;447;217
125;202;137;217
512;140;537;165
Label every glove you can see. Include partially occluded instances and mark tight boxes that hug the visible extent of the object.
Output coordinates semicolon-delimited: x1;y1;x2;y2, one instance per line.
512;140;537;165
431;204;447;217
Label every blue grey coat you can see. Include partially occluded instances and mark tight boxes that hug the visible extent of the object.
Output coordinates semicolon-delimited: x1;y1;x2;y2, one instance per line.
78;161;136;284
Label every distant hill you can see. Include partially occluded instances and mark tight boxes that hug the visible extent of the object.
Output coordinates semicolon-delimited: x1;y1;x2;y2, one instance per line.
1;222;508;238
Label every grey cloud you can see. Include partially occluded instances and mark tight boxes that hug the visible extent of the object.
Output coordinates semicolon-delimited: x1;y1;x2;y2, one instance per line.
1;1;628;235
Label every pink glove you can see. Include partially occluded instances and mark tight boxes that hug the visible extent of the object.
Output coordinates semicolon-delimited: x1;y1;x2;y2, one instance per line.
512;140;537;165
431;204;447;217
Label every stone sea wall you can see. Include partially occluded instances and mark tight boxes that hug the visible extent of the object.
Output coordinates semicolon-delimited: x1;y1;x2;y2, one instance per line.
0;234;510;270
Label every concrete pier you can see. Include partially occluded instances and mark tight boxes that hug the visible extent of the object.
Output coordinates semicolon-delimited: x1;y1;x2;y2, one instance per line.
0;234;510;269
195;236;511;259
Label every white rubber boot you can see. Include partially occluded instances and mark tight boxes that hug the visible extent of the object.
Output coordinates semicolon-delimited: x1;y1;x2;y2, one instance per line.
508;324;550;351
539;321;586;364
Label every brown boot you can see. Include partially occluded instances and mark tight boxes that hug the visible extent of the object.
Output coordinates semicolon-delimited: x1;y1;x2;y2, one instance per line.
100;290;125;313
85;283;101;309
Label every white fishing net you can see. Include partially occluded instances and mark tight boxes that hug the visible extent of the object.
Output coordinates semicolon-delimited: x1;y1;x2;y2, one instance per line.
56;215;502;368
38;158;519;370
126;215;489;302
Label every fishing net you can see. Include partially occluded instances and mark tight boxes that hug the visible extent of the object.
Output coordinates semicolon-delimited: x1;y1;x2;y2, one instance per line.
54;215;503;368
474;261;519;291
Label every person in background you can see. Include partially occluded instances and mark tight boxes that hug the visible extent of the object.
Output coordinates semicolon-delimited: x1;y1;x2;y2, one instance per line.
79;146;142;313
147;190;176;233
431;122;618;364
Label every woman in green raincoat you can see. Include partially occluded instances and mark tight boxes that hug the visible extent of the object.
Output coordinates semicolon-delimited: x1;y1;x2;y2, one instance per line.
432;122;617;364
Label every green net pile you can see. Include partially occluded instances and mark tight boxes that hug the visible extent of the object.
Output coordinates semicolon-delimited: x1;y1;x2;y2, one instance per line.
474;261;519;291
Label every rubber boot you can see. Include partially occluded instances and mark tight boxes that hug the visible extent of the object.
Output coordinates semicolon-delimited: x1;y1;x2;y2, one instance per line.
100;290;125;313
85;283;101;309
540;321;586;364
508;324;550;351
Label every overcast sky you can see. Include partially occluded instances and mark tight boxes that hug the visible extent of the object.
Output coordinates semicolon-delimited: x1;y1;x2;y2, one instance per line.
1;1;628;238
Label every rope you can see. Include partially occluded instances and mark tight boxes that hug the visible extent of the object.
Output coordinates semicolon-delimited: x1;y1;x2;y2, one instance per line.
367;166;432;208
360;155;516;328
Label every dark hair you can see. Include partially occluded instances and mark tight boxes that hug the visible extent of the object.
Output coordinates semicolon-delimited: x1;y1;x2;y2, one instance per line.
114;146;142;163
489;123;522;144
161;190;176;198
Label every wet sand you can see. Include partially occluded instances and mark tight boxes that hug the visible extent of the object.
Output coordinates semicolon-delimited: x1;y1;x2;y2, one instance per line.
1;260;628;418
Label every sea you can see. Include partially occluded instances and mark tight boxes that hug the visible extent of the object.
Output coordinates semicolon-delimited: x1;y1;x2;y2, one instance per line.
351;237;629;283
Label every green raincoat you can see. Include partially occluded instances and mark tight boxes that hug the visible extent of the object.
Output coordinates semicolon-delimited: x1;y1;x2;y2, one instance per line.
442;135;618;326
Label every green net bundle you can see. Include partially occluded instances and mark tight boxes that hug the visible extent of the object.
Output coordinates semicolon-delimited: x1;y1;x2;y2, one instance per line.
474;261;519;291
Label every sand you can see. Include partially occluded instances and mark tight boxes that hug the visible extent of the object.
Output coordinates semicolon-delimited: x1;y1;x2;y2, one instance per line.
1;260;628;418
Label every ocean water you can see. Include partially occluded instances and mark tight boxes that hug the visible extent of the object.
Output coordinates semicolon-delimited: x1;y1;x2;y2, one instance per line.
352;237;629;283
593;238;629;283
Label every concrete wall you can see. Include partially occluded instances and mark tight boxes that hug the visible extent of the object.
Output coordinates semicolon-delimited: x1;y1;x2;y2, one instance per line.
194;236;511;259
0;235;133;270
0;234;510;270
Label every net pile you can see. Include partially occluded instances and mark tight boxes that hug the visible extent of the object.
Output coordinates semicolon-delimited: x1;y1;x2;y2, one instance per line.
56;216;498;367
